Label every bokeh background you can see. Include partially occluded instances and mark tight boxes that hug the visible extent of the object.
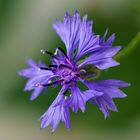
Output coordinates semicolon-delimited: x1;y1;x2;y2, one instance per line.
0;0;140;140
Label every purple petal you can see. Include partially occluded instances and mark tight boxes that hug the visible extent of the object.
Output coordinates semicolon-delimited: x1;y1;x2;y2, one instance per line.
19;59;39;78
18;68;37;78
30;86;44;101
95;94;118;118
105;33;115;46
66;85;97;112
26;59;37;68
24;73;55;91
40;86;71;132
61;106;71;129
83;80;130;118
79;46;121;69
53;11;100;60
19;59;53;79
84;80;130;99
97;79;130;88
75;15;100;60
91;80;130;98
53;11;81;58
19;59;56;100
90;58;120;70
100;31;115;47
99;29;108;45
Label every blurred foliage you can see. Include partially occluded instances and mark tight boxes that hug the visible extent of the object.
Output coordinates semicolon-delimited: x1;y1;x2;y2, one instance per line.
0;0;140;140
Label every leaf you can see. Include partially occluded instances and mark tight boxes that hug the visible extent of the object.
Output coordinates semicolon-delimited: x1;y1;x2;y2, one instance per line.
115;32;140;60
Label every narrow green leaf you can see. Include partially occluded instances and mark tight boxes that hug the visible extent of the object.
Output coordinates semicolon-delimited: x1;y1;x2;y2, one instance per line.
115;32;140;60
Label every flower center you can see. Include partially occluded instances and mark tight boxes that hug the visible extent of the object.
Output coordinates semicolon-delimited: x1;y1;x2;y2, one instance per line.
52;63;79;85
38;47;101;88
38;48;80;87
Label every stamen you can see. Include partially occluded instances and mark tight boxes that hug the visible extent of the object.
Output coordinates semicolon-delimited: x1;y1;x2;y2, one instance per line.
40;67;52;71
40;49;57;58
54;48;58;55
63;89;69;95
40;49;45;54
35;83;41;87
58;47;68;58
48;80;52;83
65;81;71;84
40;49;52;55
59;64;71;69
41;79;63;87
49;65;58;68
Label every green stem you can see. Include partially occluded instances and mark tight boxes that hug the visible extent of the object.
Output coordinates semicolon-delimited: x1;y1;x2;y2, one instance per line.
115;32;140;60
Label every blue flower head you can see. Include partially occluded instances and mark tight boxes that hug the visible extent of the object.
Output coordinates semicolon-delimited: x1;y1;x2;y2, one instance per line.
19;11;130;132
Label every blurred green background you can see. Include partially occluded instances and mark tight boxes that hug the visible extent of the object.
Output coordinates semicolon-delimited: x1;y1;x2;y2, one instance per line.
0;0;140;139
